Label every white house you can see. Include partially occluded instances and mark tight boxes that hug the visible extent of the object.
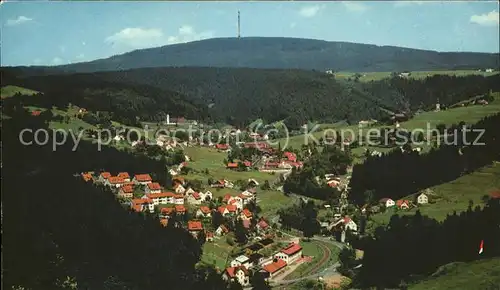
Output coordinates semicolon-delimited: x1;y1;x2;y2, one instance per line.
379;198;395;208
145;182;162;194
248;178;259;187
98;172;112;183
417;193;428;204
187;192;202;205
185;187;196;195
218;206;230;216
240;209;253;221
104;176;126;188
132;198;154;213
117;172;131;182
199;191;213;202
173;194;184;205
228;198;243;211
222;266;249;286
273;243;303;265
143;192;174;206
133;174;152;185
174;184;186;195
230;255;252;269
343;216;358;232
215;224;229;236
196;206;212;218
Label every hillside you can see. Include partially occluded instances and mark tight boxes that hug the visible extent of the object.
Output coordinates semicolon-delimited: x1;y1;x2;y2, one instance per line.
9;38;499;73
1;74;209;126
4;67;388;127
409;258;500;290
4;66;499;127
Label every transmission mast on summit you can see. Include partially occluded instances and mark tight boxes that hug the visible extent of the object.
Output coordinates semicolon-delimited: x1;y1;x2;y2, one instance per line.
238;10;241;38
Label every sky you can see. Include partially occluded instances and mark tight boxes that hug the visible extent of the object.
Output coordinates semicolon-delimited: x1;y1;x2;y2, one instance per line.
1;1;499;66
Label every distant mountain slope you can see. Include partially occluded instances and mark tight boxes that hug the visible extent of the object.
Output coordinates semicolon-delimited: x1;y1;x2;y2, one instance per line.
3;72;209;125
7;37;500;73
82;67;389;127
5;66;499;127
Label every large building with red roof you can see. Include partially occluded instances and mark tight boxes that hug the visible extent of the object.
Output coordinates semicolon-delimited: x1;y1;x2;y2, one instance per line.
262;259;287;279
274;243;303;264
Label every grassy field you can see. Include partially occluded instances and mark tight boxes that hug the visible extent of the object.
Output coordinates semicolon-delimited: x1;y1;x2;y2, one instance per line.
183;147;278;182
1;85;38;98
334;70;499;82
369;162;500;229
181;146;297;217
284;240;341;280
409;258;500;290
276;92;500;152
201;236;237;270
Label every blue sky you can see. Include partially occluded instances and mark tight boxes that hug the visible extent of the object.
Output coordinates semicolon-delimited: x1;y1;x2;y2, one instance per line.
1;1;499;66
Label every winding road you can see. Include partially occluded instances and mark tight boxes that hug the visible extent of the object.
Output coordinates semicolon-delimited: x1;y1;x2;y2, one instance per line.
269;232;347;286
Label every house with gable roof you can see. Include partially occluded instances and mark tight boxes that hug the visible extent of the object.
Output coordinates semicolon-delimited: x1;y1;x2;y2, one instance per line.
379;198;395;208
222;266;249;286
187;221;203;237
216;224;229;236
417;193;428;204
117;172;131;182
133;174;152;185
262;259;287;279
240;209;253;221
196;206;212;218
98;172;112;183
117;184;134;199
104;176;126;188
187;192;202;205
145;182;162;194
397;199;410;209
273;243;303;264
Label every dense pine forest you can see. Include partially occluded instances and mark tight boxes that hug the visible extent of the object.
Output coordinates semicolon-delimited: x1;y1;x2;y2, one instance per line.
3;67;499;128
348;199;500;288
2;109;230;290
349;113;500;206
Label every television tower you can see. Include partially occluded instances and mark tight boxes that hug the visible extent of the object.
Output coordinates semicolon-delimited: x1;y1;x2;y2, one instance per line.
238;10;241;38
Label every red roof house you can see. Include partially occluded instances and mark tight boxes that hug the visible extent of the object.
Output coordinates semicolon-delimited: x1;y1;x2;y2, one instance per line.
188;221;203;231
263;259;287;275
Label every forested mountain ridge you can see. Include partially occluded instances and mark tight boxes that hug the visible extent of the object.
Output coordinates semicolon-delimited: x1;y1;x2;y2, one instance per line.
3;66;500;127
2;110;230;289
2;72;211;125
6;37;499;73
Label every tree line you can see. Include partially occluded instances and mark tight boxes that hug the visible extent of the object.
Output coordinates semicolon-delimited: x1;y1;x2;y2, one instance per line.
2;108;236;290
348;199;500;288
349;113;500;206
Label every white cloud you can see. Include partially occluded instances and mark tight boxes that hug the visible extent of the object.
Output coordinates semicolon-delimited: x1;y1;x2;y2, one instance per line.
470;10;499;26
5;15;32;26
299;5;324;18
342;2;369;13
105;26;214;50
105;28;165;49
290;22;297;29
82;41;86;46
51;57;63;65
76;54;85;59
166;25;215;45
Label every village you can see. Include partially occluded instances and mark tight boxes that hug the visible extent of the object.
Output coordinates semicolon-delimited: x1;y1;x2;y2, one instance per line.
78;121;437;289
